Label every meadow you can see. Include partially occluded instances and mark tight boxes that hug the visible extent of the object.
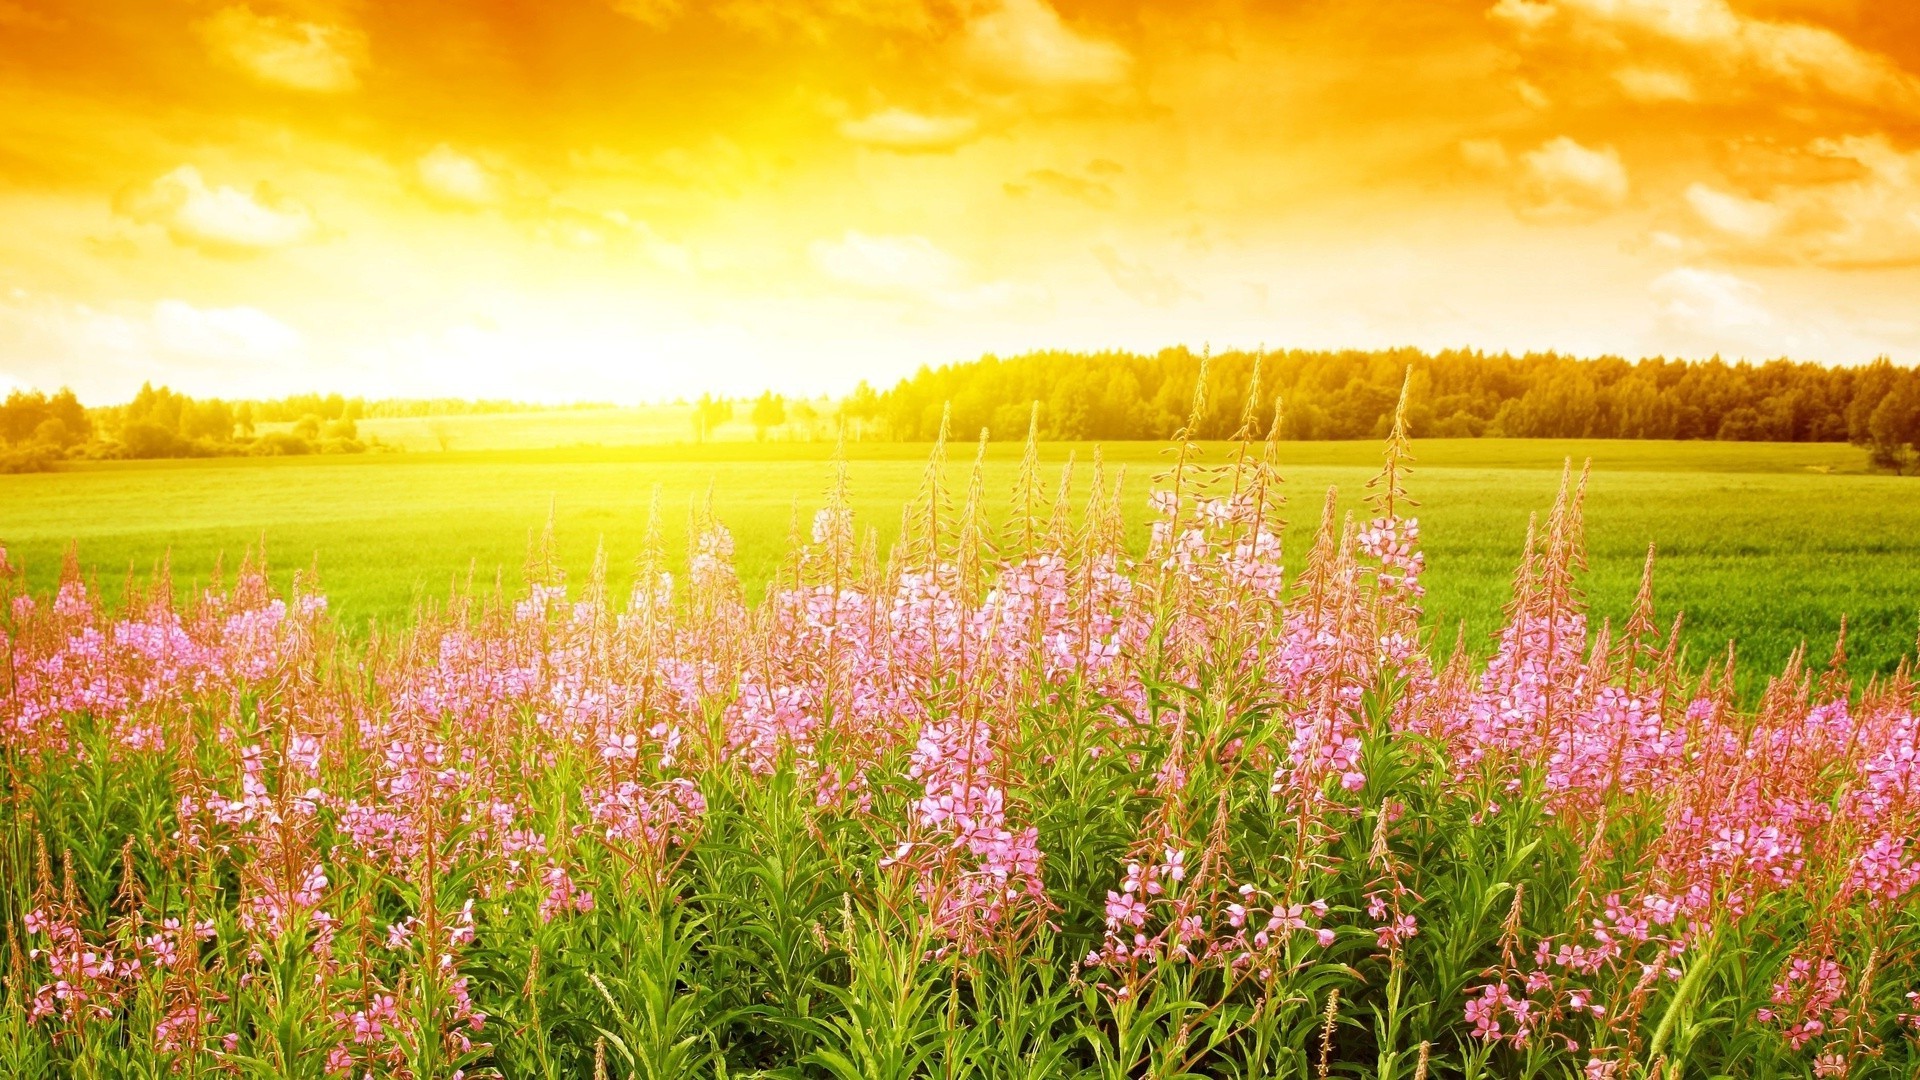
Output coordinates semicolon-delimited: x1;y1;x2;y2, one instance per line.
0;436;1915;696
4;415;1919;1079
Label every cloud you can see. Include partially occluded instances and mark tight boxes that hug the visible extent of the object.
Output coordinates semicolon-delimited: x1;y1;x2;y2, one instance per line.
533;206;694;272
1682;134;1920;266
1651;267;1773;344
812;231;963;293
809;231;1041;309
962;0;1130;89
1004;167;1114;206
1612;66;1696;102
0;290;305;398
839;109;980;152
1511;137;1629;222
1490;0;1920;115
416;145;502;208
1092;244;1190;307
607;0;947;38
153;300;302;363
197;6;367;93
114;166;319;256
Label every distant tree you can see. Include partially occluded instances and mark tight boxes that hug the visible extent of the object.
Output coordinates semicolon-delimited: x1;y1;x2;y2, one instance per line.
120;420;183;459
0;389;50;445
789;399;820;441
293;414;323;440
182;399;235;442
693;394;733;443
1863;379;1920;473
845;347;1920;464
31;417;72;449
840;381;881;440
47;389;89;444
236;401;257;438
750;392;787;442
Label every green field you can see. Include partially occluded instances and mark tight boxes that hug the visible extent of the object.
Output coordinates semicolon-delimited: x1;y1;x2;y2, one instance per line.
3;438;1916;695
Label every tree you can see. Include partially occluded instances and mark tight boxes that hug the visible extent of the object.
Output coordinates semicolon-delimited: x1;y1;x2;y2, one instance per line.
1864;380;1920;473
750;392;787;442
692;394;732;443
120;421;182;459
47;389;89;444
32;417;72;449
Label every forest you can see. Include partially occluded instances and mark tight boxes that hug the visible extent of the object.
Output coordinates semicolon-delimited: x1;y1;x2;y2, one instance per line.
4;347;1920;471
857;347;1920;468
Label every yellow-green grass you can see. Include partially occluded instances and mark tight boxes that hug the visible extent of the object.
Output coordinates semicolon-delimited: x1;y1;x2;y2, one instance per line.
3;439;1916;696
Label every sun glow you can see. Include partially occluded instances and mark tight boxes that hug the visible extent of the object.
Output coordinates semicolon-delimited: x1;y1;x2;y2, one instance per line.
2;0;1919;402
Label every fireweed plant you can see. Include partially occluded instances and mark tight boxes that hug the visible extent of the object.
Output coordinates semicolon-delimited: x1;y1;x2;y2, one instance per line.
3;371;1919;1080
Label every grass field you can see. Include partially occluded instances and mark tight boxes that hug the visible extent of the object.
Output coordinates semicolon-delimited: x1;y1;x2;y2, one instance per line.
3;438;1916;694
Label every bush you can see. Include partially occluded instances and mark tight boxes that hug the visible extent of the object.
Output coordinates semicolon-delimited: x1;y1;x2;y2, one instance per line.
250;431;313;456
118;419;185;458
0;442;59;473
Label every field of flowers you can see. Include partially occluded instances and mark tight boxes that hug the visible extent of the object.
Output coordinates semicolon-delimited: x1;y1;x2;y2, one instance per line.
4;385;1919;1079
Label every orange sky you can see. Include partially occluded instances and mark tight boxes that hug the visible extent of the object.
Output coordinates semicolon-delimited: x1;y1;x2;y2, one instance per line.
2;0;1919;402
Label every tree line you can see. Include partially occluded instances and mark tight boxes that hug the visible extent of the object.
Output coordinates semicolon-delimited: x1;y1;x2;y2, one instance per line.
0;385;641;471
853;348;1920;471
0;384;379;471
5;348;1919;472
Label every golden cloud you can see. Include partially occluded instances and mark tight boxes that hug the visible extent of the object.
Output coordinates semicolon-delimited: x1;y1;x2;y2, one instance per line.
1685;134;1920;266
113;166;320;256
1512;137;1630;222
839;109;982;152
1491;0;1920;115
197;6;368;93
962;0;1130;89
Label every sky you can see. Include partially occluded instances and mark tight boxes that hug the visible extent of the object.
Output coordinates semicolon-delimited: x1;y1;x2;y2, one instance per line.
2;0;1919;404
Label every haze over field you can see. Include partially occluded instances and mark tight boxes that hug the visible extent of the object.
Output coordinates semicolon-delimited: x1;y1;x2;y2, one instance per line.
4;0;1920;403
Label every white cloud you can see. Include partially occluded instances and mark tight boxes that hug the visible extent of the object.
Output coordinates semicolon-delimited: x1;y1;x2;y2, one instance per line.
962;0;1130;89
533;206;694;272
839;109;980;152
1684;183;1784;241
114;166;319;256
1684;134;1920;266
809;231;1042;310
1651;267;1773;342
811;231;962;293
1491;0;1920;114
1511;137;1630;222
0;290;307;400
198;6;366;93
153;300;302;363
416;145;501;208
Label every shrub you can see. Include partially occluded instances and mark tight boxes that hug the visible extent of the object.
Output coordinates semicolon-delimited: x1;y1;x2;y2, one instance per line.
118;419;184;458
0;442;59;473
250;431;313;456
